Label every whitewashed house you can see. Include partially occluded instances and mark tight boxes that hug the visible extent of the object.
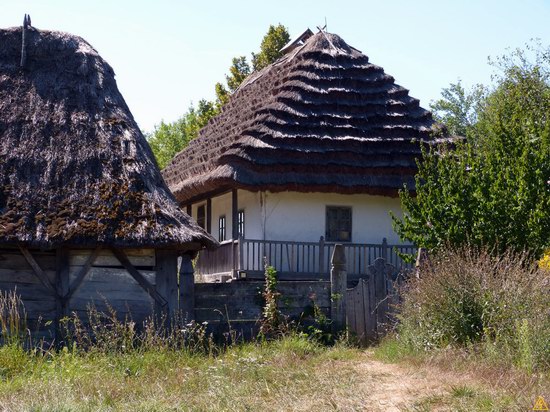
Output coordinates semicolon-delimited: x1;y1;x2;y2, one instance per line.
163;30;445;280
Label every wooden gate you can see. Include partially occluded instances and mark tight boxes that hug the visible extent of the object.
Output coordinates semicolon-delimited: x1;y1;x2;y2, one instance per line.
345;258;398;344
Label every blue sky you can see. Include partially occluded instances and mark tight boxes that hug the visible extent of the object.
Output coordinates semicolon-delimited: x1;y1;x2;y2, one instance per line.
2;1;550;132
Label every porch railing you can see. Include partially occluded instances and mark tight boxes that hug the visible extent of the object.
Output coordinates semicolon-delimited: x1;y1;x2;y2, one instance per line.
195;237;416;281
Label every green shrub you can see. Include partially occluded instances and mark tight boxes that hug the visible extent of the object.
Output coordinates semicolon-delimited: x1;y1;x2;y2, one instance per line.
397;247;550;371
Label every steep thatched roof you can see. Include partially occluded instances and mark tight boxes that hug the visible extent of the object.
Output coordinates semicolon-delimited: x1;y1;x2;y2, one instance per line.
0;25;217;250
163;31;448;204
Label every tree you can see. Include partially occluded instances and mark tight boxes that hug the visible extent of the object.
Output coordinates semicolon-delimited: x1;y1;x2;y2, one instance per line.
429;81;487;137
393;43;550;256
215;56;251;106
252;24;291;71
148;24;290;168
146;99;216;169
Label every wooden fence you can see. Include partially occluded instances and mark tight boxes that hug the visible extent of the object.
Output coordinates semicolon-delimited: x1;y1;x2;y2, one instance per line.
194;281;331;338
194;245;406;343
195;237;416;282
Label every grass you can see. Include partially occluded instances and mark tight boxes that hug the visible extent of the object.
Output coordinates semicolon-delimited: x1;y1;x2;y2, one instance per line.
0;336;366;411
374;336;550;411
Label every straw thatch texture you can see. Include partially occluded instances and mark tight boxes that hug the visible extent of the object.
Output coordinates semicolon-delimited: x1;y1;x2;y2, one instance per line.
163;32;448;203
0;27;216;249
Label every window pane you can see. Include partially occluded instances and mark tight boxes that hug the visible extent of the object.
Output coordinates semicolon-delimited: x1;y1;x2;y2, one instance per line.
197;205;206;230
325;206;352;242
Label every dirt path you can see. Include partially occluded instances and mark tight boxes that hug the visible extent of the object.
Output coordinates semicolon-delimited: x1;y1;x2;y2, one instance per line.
343;351;476;411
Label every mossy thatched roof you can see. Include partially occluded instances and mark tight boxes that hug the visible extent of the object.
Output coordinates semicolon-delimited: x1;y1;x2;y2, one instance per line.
0;25;217;250
163;31;448;203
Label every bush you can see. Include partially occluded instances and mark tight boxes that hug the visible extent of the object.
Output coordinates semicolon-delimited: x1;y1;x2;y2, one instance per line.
397;247;550;371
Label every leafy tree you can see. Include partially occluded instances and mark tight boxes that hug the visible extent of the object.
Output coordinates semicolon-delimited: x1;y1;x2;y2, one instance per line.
215;56;251;106
146;99;216;169
429;81;487;137
394;43;550;256
148;24;290;168
252;24;291;71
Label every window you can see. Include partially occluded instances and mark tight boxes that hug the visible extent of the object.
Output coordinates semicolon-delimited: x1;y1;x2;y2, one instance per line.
237;209;245;237
196;204;206;229
325;206;352;242
218;215;226;241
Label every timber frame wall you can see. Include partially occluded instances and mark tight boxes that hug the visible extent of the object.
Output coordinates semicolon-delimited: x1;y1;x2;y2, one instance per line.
0;246;194;341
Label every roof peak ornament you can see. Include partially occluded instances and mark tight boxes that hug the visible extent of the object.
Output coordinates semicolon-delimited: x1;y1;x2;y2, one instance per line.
20;14;31;68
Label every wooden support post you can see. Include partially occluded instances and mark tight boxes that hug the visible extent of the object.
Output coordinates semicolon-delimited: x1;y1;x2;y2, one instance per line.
330;244;347;335
179;253;195;321
55;247;70;342
231;189;238;240
186;204;192;216
238;234;244;274
206;198;212;234
318;236;325;277
381;237;388;262
155;250;179;320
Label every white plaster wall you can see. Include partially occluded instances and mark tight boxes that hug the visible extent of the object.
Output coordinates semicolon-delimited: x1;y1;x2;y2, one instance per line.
194;189;264;241
200;190;403;244
262;192;403;244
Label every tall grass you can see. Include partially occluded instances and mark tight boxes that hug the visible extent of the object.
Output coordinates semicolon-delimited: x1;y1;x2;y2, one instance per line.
396;247;550;371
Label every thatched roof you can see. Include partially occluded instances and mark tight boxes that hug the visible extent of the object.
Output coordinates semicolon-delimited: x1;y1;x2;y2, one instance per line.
163;31;448;204
0;25;217;250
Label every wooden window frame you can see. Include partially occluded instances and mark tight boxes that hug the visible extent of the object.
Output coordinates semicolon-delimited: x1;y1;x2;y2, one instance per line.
196;203;206;230
218;215;226;242
325;206;352;242
237;209;245;237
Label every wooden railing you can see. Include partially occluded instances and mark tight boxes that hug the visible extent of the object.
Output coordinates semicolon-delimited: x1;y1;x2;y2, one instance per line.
196;237;416;281
195;240;238;277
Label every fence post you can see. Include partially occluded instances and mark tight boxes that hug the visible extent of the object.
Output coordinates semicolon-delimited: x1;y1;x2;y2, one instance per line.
330;244;347;335
238;235;244;272
318;236;325;277
381;237;388;262
179;253;195;321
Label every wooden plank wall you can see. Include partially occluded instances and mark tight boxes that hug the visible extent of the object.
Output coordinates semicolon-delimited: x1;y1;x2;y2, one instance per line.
0;248;158;341
194;281;331;338
68;249;156;324
0;248;57;338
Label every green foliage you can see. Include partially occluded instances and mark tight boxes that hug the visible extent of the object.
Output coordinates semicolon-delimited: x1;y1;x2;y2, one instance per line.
259;264;285;338
214;56;251;107
226;56;251;92
430;80;487;137
394;42;550;256
148;24;290;168
146;99;217;169
396;248;550;371
251;24;291;71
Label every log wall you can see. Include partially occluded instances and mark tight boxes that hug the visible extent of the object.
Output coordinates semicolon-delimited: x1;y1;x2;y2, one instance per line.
67;249;156;324
0;247;175;342
0;248;57;337
194;281;331;338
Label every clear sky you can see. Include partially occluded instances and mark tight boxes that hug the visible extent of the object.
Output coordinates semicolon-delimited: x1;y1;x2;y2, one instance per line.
2;1;550;132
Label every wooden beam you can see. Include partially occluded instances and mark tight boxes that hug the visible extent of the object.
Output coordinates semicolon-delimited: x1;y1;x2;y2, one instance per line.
179;253;195;321
155;250;178;318
111;248;167;308
232;189;238;240
206;197;212;234
64;247;102;302
18;245;56;295
55;247;70;342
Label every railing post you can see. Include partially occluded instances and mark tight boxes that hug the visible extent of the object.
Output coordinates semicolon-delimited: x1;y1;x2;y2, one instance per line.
238;235;244;271
381;237;388;262
318;236;325;277
330;244;347;335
